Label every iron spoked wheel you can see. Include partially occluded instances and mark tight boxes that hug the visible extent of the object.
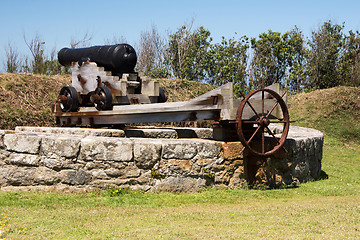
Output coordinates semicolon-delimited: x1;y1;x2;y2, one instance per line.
58;86;79;112
236;88;290;156
94;86;113;111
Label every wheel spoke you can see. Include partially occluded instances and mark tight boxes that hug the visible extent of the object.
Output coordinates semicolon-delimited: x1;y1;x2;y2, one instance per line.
246;125;262;144
239;90;261;120
262;89;265;117
246;101;261;120
239;146;246;155
265;126;288;153
242;120;260;124
269;120;287;124
238;91;246;99
262;129;265;154
265;126;281;145
265;91;287;118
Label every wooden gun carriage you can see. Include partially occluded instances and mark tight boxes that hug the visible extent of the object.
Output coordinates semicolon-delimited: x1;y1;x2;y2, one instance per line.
54;44;291;156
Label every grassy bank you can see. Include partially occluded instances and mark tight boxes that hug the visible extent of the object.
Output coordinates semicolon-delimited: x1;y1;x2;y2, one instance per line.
288;86;360;145
0;73;216;130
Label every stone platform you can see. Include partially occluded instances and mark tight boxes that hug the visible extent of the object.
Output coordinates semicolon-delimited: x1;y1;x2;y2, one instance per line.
0;126;323;192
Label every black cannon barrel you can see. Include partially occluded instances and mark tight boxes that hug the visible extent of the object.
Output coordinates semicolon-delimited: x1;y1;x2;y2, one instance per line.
58;44;137;76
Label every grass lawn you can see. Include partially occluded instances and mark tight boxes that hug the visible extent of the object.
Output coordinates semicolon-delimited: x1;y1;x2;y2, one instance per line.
0;136;359;239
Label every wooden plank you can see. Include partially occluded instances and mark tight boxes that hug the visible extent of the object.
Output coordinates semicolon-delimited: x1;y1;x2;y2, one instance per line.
55;83;233;118
57;109;221;126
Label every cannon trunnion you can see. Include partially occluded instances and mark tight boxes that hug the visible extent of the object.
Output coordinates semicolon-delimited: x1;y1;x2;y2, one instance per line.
54;44;291;156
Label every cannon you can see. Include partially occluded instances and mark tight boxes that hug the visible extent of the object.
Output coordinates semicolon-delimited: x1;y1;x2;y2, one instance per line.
58;44;137;76
56;44;166;112
54;44;292;156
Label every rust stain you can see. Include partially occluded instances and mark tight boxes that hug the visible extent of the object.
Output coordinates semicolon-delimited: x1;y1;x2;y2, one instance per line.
169;159;192;170
77;74;87;87
103;81;118;95
222;142;244;160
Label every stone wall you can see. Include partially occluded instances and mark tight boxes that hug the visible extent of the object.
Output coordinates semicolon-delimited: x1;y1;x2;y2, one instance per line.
0;126;323;192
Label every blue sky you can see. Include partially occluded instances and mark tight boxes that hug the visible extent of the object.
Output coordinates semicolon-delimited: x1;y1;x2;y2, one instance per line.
1;0;360;71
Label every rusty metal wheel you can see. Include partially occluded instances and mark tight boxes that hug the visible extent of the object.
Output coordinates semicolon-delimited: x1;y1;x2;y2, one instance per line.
58;86;79;112
236;88;290;156
94;86;113;111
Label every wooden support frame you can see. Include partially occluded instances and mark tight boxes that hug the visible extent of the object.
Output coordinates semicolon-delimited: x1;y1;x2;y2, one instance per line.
54;82;285;127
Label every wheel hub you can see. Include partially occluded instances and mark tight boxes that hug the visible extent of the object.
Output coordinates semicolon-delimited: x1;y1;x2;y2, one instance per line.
259;116;270;128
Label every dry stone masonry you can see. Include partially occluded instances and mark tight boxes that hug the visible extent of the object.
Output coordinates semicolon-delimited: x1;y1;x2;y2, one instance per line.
0;126;323;192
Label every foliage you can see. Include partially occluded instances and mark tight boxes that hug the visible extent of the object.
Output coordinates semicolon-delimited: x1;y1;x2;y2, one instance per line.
166;21;212;81
4;42;21;73
340;30;360;87
250;30;287;87
284;27;308;92
137;25;169;78
207;35;249;95
105;187;133;197
3;19;360;93
151;168;165;179
249;27;307;91
307;21;345;89
24;34;47;74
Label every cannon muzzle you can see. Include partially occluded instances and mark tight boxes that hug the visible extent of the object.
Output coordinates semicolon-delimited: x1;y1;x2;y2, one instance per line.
58;44;137;76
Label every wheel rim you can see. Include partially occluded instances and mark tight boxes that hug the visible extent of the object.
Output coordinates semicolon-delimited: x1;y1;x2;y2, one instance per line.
236;88;290;156
94;86;113;111
59;86;79;112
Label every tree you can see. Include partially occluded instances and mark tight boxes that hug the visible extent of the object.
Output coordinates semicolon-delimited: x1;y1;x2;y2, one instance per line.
249;28;307;92
166;20;212;80
340;30;360;87
4;42;21;73
307;21;345;89
250;30;288;88
44;46;66;75
24;34;47;74
207;35;249;94
103;35;127;45
283;27;308;92
137;25;169;78
70;32;93;48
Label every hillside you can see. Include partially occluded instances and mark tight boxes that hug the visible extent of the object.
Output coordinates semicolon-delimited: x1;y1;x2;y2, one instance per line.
0;73;359;145
0;73;216;129
0;73;71;129
288;86;360;144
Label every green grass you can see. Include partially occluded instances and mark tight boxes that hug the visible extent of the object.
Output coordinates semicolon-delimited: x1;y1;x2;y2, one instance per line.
0;137;359;239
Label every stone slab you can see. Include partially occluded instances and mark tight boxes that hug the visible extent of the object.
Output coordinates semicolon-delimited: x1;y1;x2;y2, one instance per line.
15;126;126;137
79;136;133;161
41;134;82;158
4;133;42;154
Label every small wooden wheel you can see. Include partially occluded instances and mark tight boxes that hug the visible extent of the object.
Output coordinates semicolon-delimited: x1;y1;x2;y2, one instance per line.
94;86;113;110
236;88;290;156
58;86;79;112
